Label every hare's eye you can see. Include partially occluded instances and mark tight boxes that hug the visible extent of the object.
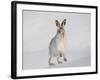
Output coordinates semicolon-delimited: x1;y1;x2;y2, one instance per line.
58;30;60;33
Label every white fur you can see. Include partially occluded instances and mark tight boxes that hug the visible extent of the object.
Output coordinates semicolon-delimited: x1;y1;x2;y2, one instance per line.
49;19;67;65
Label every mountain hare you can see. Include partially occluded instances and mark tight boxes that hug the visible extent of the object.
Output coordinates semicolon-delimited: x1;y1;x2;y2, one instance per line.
49;19;67;65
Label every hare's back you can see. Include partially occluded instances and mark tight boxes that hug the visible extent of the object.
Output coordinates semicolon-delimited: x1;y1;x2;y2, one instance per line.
49;37;56;49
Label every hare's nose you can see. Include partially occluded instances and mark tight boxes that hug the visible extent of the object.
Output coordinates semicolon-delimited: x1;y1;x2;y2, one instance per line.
57;30;60;33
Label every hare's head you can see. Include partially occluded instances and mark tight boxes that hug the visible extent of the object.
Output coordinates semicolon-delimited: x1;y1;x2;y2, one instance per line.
55;19;66;35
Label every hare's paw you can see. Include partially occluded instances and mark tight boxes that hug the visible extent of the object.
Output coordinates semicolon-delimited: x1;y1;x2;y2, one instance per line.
58;61;62;64
64;57;67;62
49;62;56;66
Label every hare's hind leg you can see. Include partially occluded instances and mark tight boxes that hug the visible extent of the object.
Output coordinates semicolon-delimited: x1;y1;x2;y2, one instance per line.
48;57;53;65
48;56;56;65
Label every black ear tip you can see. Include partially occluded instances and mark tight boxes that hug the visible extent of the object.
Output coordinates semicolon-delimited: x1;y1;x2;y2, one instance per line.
55;20;57;23
64;19;66;21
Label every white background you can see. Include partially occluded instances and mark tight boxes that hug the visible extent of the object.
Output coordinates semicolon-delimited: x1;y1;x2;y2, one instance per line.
0;0;99;80
23;9;91;69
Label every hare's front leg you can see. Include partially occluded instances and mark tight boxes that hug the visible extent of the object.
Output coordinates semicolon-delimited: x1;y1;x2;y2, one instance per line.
62;53;67;62
57;52;67;64
57;53;63;64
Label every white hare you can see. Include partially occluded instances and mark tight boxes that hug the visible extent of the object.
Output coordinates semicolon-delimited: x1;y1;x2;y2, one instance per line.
49;19;67;65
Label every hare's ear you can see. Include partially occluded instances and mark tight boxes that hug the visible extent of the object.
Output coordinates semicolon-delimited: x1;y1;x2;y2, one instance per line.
55;20;60;27
61;19;66;27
